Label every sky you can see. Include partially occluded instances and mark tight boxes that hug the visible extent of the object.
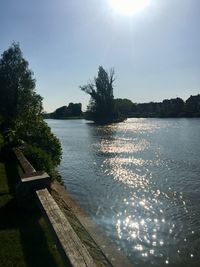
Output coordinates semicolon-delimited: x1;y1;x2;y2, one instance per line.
0;0;200;112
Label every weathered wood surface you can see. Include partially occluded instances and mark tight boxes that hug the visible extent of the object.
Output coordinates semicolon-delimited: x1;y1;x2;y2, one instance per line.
36;188;97;267
14;148;50;182
14;148;50;208
14;148;36;174
21;171;50;182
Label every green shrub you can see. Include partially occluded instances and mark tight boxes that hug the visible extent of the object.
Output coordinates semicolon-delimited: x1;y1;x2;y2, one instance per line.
23;144;55;177
18;120;62;167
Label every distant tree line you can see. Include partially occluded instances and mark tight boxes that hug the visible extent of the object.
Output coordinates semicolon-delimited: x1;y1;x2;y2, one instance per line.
114;95;200;118
44;103;82;119
37;62;200;122
80;66;200;123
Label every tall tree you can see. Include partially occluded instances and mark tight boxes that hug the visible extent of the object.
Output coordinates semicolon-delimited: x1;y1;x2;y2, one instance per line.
0;43;62;169
0;42;41;129
80;66;117;123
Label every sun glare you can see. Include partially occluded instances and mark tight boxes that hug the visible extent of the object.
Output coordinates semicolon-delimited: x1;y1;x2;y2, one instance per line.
109;0;150;16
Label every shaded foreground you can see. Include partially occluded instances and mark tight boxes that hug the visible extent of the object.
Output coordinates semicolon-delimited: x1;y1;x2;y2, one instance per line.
0;158;65;267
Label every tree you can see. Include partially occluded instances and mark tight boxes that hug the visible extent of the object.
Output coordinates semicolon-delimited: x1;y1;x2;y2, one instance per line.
114;98;136;117
185;95;200;117
0;43;41;129
67;103;82;117
161;98;185;117
54;106;68;119
0;43;62;172
47;103;82;119
80;66;118;123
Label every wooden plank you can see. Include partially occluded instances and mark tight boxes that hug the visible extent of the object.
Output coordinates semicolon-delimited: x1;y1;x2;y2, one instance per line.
14;149;51;208
14;148;36;174
36;189;97;267
21;172;49;183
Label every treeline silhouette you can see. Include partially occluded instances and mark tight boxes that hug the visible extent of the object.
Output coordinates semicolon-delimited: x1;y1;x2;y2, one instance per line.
115;94;200;118
44;103;82;119
45;94;200;121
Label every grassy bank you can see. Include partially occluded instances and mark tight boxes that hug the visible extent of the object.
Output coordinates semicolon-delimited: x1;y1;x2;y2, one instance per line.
0;158;65;267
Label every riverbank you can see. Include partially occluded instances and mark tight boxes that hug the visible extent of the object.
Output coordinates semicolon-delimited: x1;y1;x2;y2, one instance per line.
45;116;84;120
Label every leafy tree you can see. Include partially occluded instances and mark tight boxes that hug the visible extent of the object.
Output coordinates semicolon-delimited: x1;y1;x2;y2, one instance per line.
114;98;136;117
54;106;68;119
67;103;82;117
48;103;82;119
0;43;41;129
0;43;62;170
80;66;119;123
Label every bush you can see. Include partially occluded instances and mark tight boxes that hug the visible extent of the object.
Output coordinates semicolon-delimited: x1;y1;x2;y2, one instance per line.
23;144;55;177
18;120;62;167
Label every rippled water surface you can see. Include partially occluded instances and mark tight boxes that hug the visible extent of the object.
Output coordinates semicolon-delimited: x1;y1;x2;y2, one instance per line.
47;118;200;267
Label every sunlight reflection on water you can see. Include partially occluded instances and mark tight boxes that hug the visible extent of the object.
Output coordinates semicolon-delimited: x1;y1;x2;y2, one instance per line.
47;118;200;267
94;119;200;266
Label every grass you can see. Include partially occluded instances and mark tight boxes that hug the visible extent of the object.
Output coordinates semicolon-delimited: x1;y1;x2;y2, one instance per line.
0;157;65;267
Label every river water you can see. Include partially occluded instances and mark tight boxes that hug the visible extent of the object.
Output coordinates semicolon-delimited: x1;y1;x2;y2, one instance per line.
47;118;200;267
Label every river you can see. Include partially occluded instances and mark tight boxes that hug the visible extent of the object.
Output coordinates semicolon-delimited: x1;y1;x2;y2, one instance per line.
47;118;200;267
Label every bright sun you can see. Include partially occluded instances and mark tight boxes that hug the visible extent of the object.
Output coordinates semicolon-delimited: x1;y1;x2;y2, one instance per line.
109;0;150;16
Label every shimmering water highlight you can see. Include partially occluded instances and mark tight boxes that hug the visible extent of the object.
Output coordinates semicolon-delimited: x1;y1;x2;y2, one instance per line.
47;118;200;267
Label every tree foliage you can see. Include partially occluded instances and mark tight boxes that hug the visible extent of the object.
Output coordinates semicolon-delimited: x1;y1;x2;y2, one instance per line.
117;95;200;118
185;95;200;117
80;66;119;123
0;43;62;170
114;98;136;118
49;103;82;119
0;43;41;129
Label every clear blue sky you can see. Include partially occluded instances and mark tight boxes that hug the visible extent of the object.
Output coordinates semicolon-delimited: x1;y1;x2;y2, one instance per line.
0;0;200;112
